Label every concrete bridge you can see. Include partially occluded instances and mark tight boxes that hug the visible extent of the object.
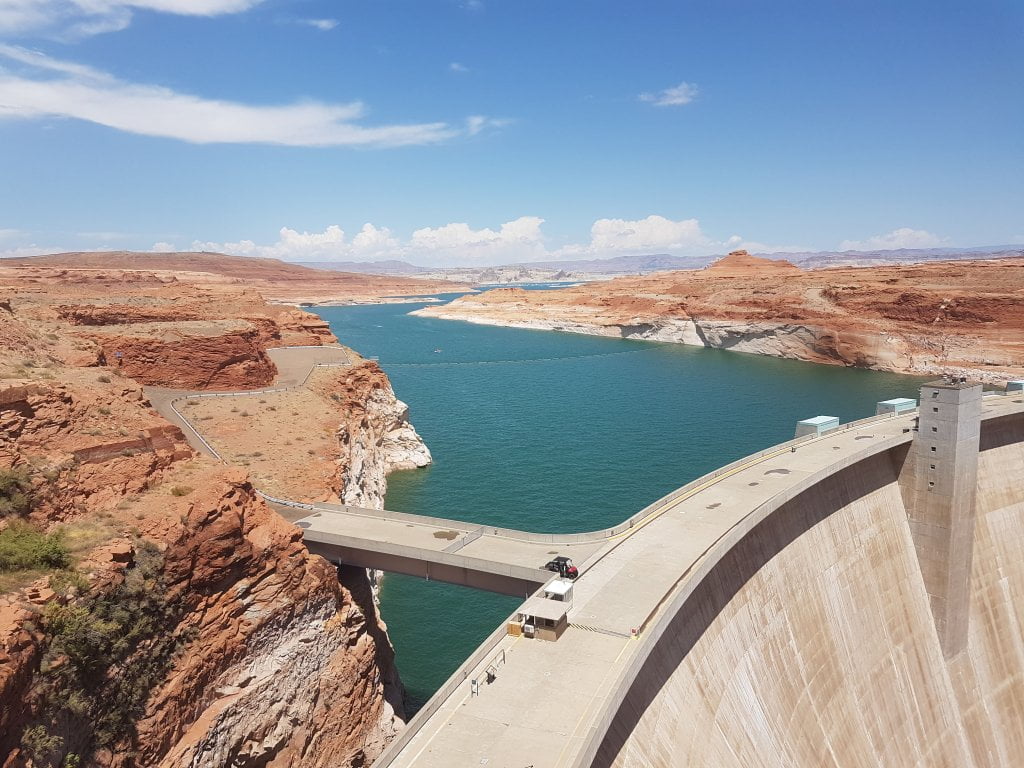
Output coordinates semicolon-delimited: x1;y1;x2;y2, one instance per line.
291;504;604;597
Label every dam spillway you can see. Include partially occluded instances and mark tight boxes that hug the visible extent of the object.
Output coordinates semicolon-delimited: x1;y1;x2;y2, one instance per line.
374;389;1024;767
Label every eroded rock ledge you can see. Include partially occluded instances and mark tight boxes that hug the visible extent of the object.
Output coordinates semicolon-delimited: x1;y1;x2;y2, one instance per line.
414;251;1024;383
0;281;419;768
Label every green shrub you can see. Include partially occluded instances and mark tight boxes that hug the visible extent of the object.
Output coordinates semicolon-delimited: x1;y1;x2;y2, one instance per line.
0;522;69;572
169;485;193;497
49;569;90;596
0;467;33;517
27;540;192;761
21;724;63;765
96;374;111;383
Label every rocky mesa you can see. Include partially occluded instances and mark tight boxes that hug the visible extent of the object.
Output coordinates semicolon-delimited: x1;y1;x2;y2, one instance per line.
414;251;1024;382
0;262;428;767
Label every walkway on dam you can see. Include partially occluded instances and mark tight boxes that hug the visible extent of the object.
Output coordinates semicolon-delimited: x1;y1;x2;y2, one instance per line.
374;392;1024;768
295;503;605;596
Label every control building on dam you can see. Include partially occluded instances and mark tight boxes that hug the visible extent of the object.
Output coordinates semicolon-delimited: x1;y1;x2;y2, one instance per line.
306;381;1024;768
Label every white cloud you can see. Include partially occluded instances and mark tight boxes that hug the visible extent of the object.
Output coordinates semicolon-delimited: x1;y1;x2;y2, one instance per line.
0;46;501;147
839;227;947;251
180;217;548;267
299;18;338;31
168;214;748;267
465;115;510;136
586;215;709;252
351;223;399;253
0;244;58;258
179;214;728;267
639;81;699;107
410;217;547;262
0;0;264;37
449;61;468;73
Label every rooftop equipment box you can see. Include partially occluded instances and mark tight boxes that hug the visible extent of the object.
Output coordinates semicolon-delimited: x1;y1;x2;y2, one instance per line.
795;415;840;438
876;397;917;415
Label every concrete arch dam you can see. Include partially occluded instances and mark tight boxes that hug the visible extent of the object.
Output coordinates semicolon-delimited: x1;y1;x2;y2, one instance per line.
363;387;1024;768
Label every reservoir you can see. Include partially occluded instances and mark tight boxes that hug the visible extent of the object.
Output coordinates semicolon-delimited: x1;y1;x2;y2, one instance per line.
313;296;924;713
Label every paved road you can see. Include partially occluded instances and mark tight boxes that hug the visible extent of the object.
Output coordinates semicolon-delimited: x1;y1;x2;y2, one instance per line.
144;345;351;457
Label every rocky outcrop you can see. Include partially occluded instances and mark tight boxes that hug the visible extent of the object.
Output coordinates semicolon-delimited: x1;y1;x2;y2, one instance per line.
416;252;1024;383
0;379;193;520
83;322;278;390
137;471;404;768
0;285;414;767
322;362;431;508
271;309;336;347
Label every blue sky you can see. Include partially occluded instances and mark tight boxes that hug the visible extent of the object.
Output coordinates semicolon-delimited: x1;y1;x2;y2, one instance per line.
0;0;1021;266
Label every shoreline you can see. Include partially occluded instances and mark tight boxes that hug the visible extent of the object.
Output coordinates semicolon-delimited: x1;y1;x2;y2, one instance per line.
410;306;1024;385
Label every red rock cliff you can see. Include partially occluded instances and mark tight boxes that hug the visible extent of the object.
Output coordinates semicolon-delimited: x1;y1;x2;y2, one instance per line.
0;286;408;768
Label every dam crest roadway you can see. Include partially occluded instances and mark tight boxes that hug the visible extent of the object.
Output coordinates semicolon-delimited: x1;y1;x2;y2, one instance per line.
146;346;1024;768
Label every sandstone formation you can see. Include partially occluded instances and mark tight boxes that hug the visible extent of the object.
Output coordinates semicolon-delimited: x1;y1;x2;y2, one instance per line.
0;267;344;390
2;251;469;304
0;273;422;767
322;363;433;508
415;251;1024;382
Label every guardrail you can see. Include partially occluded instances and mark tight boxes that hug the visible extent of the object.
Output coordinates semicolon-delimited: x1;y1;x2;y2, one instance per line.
371;612;521;768
442;526;485;554
164;347;354;463
240;407;927;550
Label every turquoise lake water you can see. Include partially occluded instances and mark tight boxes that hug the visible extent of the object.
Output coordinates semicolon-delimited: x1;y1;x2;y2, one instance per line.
313;297;924;713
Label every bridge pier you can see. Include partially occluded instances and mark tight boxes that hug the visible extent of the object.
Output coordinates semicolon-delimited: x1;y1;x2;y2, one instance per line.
899;378;982;658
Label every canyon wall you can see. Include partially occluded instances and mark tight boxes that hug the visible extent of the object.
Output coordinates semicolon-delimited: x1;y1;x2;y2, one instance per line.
0;285;417;767
415;252;1024;382
595;411;1024;768
322;362;432;509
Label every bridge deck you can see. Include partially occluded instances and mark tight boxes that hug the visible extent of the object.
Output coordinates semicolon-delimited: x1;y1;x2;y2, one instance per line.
295;504;606;594
377;394;1024;768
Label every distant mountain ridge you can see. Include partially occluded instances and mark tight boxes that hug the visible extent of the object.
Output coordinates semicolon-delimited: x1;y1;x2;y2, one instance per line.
763;245;1024;269
508;253;708;273
299;244;1023;281
296;259;428;275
